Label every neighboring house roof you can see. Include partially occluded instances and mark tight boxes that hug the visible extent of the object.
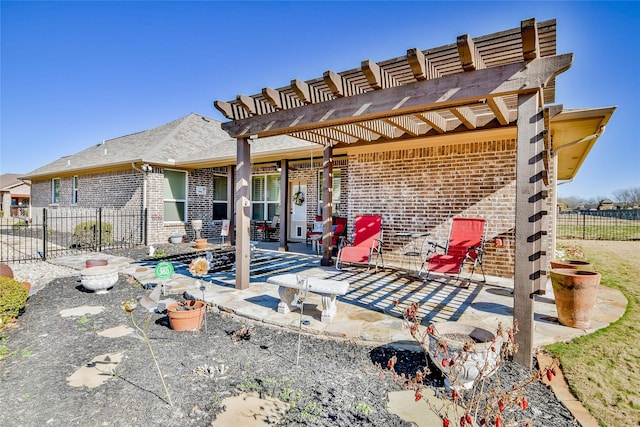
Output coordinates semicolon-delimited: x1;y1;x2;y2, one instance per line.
20;113;316;180
0;174;25;191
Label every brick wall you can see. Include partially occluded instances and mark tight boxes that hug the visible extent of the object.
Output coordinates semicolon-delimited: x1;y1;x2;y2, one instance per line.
345;139;520;278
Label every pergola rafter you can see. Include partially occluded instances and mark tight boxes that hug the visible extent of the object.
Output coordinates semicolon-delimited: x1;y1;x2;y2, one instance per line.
216;18;566;369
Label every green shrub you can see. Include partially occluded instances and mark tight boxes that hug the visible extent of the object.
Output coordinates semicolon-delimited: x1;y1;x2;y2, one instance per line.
11;220;28;229
73;221;113;247
0;277;28;326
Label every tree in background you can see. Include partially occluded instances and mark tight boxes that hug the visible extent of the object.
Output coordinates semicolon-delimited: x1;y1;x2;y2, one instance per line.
559;186;640;211
613;186;640;208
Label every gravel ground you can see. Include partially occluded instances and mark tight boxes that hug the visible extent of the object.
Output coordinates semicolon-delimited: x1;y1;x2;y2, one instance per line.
0;246;580;426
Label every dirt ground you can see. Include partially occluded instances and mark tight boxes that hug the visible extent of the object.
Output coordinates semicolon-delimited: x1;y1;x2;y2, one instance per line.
0;245;581;426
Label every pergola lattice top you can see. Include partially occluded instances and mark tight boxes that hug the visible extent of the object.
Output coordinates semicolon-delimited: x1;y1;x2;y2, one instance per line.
215;19;557;147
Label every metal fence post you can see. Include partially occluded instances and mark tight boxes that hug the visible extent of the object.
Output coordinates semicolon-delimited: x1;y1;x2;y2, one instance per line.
98;207;103;252
42;209;48;261
582;212;586;240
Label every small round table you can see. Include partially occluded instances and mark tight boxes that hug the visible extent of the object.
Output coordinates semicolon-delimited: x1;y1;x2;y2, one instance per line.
395;232;430;275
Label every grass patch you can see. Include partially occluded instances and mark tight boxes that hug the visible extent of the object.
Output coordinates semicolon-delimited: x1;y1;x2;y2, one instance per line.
545;240;640;427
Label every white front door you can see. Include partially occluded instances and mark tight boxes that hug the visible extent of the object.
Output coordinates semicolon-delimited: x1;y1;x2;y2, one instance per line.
289;182;307;241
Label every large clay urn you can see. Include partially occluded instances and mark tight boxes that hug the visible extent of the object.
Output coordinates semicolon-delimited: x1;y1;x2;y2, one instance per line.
0;263;14;278
550;268;601;329
550;259;593;271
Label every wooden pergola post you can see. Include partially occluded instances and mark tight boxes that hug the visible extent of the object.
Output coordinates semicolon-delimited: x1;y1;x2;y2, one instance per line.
235;137;251;289
513;92;545;368
321;144;334;266
227;164;235;244
278;159;289;252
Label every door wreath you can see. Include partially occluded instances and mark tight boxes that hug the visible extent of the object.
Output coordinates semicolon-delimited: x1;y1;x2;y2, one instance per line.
293;182;305;206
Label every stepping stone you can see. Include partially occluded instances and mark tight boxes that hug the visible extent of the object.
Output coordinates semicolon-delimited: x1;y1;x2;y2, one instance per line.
211;392;290;427
387;389;464;426
59;305;104;317
67;352;123;388
97;325;135;338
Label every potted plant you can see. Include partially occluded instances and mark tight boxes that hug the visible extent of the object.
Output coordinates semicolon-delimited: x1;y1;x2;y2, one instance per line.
550;267;601;329
191;219;208;249
166;257;209;331
426;321;503;389
166;300;206;331
388;301;552;427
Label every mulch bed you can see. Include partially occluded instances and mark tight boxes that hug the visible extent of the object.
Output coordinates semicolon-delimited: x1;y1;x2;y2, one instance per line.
0;245;580;426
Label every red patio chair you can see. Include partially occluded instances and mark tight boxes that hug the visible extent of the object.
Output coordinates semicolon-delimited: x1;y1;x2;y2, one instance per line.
336;215;384;272
256;215;279;241
307;216;347;247
332;217;347;247
419;217;486;282
306;215;323;246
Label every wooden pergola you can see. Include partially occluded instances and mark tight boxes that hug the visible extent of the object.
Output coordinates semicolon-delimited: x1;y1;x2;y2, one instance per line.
215;18;572;368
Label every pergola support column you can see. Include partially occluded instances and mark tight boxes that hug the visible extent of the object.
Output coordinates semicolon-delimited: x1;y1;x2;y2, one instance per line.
321;144;334;266
235;137;251;289
513;92;546;368
278;159;289;252
227;165;235;245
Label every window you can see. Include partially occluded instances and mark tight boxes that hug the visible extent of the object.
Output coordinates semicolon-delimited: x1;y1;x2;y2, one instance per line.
163;169;187;222
72;176;79;204
318;169;341;216
251;174;280;221
212;174;228;220
52;178;61;204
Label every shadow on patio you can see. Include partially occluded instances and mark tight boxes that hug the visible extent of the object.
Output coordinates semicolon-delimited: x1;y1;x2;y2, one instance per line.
127;241;626;350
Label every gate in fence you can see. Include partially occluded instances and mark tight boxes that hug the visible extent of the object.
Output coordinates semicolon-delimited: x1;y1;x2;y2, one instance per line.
0;208;145;263
557;209;640;241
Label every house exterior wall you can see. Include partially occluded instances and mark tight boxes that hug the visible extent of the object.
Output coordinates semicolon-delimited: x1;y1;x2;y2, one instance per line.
30;170;143;211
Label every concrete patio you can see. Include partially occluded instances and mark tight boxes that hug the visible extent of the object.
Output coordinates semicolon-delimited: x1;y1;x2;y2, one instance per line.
50;240;627;351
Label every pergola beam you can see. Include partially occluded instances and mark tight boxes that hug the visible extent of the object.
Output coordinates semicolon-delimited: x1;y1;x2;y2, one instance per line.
407;48;441;81
457;34;486;71
362;59;401;89
221;54;572;138
521;18;540;60
487;96;511;125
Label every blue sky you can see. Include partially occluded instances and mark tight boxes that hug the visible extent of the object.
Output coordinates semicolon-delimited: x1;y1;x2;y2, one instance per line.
1;1;638;199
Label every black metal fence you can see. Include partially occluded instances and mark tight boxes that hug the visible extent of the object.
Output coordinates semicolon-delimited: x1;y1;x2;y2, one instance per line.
556;209;640;241
0;208;145;263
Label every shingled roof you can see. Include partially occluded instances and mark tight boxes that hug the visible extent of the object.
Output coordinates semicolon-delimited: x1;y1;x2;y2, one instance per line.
21;113;315;179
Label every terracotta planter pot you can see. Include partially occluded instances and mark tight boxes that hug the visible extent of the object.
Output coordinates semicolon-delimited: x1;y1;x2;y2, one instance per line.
0;263;14;278
194;238;208;249
550;259;593;271
21;281;31;296
167;300;205;331
550;268;601;329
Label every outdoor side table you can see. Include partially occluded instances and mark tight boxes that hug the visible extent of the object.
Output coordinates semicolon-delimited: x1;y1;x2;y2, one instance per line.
310;234;322;256
396;232;430;275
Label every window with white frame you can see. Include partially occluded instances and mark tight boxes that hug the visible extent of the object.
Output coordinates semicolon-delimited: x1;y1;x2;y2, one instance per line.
318;169;341;216
212;174;228;220
251;174;280;221
163;169;187;222
72;176;79;204
51;178;61;204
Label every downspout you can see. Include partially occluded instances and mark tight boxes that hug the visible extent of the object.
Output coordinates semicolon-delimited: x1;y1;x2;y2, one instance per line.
550;126;606;256
132;162;149;245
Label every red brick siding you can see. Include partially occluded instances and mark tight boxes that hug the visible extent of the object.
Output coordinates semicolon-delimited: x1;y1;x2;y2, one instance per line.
346;140;519;277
